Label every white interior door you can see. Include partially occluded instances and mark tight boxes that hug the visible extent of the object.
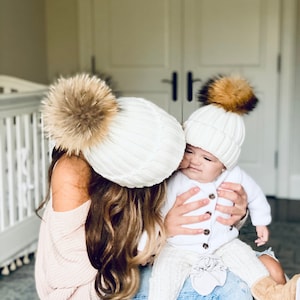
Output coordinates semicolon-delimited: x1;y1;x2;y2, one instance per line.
183;0;280;195
81;0;280;195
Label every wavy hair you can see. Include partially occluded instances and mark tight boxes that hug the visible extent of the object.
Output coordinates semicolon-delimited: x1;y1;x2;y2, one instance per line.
86;168;166;299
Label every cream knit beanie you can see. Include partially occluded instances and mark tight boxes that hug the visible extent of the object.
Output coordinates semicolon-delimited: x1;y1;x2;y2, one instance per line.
184;74;258;170
42;73;185;188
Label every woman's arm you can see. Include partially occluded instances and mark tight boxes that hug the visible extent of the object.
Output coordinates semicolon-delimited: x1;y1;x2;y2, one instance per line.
164;182;248;237
35;154;98;299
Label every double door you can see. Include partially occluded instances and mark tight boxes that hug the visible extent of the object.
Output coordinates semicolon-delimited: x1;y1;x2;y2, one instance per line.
79;0;280;195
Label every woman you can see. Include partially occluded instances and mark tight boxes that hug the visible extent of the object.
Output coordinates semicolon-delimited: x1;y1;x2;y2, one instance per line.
35;73;251;299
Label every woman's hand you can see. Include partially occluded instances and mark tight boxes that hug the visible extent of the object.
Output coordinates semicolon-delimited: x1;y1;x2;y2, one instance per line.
215;182;248;226
164;187;211;237
164;182;248;238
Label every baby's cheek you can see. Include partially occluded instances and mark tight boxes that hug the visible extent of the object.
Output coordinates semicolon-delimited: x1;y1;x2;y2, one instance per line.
179;157;189;169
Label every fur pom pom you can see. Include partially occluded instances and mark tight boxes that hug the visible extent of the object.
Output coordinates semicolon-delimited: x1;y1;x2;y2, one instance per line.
198;74;259;114
41;73;118;155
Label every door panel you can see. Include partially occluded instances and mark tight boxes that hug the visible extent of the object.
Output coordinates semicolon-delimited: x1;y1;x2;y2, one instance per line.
92;0;183;120
88;0;279;194
198;0;261;65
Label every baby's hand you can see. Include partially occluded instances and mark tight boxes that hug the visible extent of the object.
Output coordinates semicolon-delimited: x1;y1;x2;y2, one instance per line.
255;225;269;246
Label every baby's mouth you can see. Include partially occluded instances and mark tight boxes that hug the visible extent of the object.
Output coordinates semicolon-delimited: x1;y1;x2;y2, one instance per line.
189;166;202;172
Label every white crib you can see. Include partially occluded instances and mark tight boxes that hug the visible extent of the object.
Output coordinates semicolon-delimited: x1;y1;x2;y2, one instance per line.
0;75;49;275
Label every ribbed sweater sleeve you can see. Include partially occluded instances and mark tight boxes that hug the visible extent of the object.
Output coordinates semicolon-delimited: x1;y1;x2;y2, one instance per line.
35;200;99;299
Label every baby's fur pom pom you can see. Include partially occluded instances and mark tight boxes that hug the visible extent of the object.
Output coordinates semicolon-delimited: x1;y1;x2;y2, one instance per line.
198;74;259;114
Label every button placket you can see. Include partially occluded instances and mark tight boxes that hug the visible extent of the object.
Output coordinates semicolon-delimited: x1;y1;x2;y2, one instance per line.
203;229;210;235
202;243;209;249
209;193;216;200
204;189;217;251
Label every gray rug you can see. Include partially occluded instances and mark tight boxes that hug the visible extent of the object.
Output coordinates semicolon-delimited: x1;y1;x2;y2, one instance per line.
1;221;299;299
0;254;38;300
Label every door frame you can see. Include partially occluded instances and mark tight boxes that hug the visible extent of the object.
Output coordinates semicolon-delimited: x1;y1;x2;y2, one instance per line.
276;0;297;198
77;0;298;198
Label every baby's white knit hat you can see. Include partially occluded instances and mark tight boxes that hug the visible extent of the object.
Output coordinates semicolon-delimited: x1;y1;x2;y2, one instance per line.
42;73;185;188
184;74;258;170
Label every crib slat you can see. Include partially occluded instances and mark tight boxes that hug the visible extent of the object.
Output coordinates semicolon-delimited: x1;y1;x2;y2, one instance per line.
15;115;25;221
24;114;33;216
6;117;17;226
40;116;50;199
0;119;7;231
32;113;39;209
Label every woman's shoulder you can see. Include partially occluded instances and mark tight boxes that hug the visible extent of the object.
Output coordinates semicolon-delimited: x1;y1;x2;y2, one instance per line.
51;154;91;212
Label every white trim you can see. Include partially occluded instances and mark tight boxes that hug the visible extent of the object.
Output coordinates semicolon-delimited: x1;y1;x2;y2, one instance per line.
277;0;297;197
0;215;40;266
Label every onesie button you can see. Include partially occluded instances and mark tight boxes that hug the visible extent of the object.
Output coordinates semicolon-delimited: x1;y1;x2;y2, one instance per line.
230;225;233;231
205;211;212;216
203;243;209;249
209;193;216;200
204;229;210;235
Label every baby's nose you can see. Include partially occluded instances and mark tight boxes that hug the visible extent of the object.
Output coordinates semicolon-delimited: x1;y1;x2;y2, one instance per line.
192;155;203;164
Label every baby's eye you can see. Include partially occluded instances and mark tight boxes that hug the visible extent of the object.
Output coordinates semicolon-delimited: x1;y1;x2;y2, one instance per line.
204;157;212;162
185;149;193;154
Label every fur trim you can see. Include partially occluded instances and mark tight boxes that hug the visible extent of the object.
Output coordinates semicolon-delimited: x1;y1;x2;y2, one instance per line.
41;73;118;155
198;74;258;115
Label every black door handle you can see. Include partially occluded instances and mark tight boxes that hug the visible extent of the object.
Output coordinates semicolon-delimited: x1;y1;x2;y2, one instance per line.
162;72;177;101
187;71;201;102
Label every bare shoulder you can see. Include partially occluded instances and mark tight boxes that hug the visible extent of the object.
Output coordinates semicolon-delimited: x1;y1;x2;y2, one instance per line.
51;154;91;211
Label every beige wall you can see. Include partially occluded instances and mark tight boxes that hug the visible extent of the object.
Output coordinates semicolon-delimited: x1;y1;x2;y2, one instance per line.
0;0;80;84
0;0;48;83
45;0;80;82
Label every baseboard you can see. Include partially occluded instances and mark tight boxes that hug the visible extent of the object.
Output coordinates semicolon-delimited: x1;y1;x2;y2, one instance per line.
289;174;300;199
268;197;300;222
0;215;40;266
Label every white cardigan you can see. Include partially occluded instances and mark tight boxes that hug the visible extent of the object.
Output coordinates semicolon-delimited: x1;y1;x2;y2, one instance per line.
164;166;271;254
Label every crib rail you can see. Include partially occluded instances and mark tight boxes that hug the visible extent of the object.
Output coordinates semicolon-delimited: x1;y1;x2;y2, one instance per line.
0;75;46;94
0;90;49;270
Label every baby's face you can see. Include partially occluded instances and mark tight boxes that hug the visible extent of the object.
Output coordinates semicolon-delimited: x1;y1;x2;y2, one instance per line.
179;144;224;183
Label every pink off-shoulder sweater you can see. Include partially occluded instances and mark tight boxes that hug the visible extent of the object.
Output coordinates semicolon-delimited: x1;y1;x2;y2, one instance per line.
35;199;100;299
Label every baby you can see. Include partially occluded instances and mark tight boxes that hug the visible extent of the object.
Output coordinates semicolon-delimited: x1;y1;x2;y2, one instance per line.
148;74;300;300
